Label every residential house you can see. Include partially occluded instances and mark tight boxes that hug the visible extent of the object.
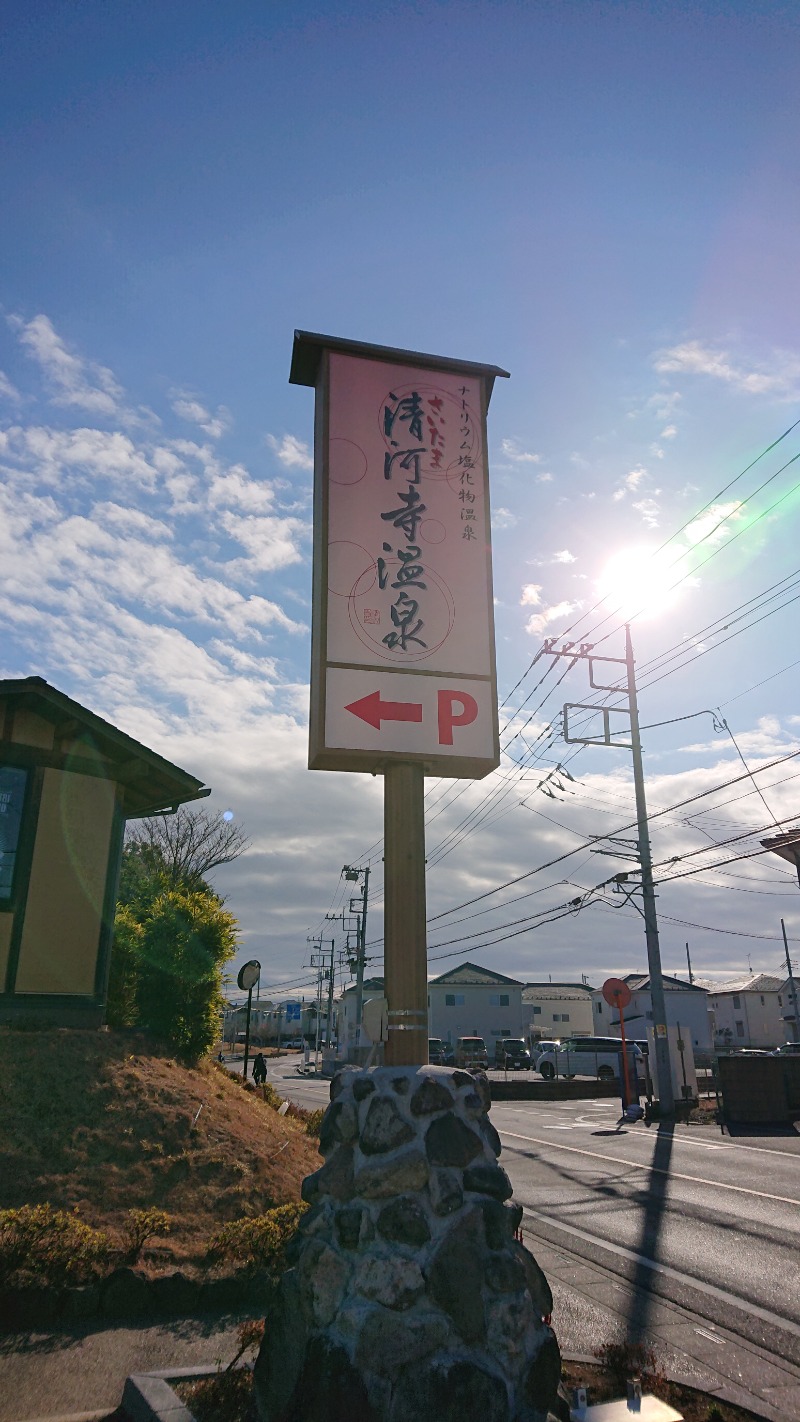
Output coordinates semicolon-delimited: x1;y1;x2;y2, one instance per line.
706;974;793;1049
427;963;524;1045
335;977;386;1060
523;982;596;1042
592;972;712;1052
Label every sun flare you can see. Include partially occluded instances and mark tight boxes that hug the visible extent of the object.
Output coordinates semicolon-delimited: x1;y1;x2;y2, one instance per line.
597;546;686;621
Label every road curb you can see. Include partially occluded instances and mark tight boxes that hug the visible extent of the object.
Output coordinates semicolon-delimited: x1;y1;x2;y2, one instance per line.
117;1351;777;1422
121;1367;218;1422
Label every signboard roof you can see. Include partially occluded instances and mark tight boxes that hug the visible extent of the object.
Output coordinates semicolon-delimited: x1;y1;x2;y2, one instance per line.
290;330;509;399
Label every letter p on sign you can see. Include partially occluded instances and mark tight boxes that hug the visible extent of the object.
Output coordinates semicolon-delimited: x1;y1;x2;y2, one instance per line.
437;689;478;745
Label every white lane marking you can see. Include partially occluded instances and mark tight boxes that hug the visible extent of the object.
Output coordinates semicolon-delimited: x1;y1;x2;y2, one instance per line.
500;1130;800;1207
522;1206;800;1342
494;1108;800;1161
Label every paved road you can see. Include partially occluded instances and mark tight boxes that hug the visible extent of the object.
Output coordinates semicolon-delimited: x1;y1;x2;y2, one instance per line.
266;1059;800;1413
266;1060;800;1333
491;1098;800;1352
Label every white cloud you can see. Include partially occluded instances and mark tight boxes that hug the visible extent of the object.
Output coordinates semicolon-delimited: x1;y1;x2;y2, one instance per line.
8;313;144;422
520;583;542;607
536;471;554;483
218;510;308;574
653;340;800;399
209;466;277;513
631;497;660;527
267;433;313;470
613;465;647;502
492;506;518;530
0;371;22;404
171;389;231;440
2;424;160;491
684;500;744;546
524;599;579;635
500;438;541;464
528;549;577;567
661;424;677;439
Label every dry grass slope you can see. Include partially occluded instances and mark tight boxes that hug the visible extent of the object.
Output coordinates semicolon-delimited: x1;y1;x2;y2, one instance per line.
0;1028;320;1270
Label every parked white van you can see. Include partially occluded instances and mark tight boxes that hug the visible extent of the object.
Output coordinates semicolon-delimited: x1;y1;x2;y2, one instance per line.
536;1036;644;1082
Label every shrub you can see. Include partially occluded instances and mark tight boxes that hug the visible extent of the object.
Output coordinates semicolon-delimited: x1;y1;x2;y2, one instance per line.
593;1341;665;1393
304;1108;325;1138
260;1081;284;1111
207;1202;308;1274
106;907;143;1029
122;1207;172;1262
0;1205;113;1288
178;1320;263;1422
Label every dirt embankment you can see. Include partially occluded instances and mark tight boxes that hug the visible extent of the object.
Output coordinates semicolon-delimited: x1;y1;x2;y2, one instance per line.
0;1028;320;1270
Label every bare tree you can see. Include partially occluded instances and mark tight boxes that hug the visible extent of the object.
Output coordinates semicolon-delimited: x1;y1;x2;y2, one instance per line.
125;806;250;893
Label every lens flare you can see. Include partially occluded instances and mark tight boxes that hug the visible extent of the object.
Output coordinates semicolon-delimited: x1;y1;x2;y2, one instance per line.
597;546;688;621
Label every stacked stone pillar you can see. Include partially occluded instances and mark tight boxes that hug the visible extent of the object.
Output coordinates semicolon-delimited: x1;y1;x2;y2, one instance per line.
254;1066;561;1422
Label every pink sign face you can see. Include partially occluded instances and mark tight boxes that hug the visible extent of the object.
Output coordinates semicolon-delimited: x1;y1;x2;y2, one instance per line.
325;353;493;678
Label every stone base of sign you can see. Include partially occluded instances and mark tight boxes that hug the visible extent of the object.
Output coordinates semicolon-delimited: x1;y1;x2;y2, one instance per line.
253;1065;561;1422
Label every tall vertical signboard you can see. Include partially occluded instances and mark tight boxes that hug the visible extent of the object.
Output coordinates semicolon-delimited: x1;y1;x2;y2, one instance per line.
291;332;508;1063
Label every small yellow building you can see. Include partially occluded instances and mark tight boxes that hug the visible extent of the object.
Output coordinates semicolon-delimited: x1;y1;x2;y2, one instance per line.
0;677;209;1027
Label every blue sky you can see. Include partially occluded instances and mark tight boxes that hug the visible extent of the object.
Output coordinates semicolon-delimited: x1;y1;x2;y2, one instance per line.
3;0;800;1002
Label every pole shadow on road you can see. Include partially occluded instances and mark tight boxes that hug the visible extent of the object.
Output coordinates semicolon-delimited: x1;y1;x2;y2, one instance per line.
627;1121;674;1348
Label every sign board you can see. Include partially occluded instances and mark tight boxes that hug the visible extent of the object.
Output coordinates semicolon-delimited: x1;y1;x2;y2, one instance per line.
291;332;508;778
285;1001;301;1022
237;960;260;992
602;977;632;1010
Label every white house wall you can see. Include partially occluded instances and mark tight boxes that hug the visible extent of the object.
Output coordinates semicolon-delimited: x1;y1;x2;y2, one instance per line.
523;989;594;1040
709;989;789;1048
428;983;524;1044
592;988;712;1051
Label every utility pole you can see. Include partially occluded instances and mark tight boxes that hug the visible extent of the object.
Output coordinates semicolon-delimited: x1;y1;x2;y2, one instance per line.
326;936;336;1048
625;624;674;1115
550;623;675;1114
344;864;370;1061
685;942;694;985
781;918;800;1043
308;935;327;1068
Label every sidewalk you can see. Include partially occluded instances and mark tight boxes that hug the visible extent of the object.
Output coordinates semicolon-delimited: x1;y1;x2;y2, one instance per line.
0;1314;249;1422
2;1233;798;1421
528;1222;800;1422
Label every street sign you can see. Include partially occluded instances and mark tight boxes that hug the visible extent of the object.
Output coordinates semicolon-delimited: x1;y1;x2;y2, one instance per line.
602;976;632;1009
237;960;260;992
291;331;508;779
286;1001;301;1022
325;667;494;762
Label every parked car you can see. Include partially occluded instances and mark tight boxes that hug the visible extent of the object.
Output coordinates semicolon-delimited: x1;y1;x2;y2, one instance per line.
536;1036;644;1082
428;1037;447;1065
454;1036;489;1069
494;1038;532;1069
283;1037;306;1051
771;1042;800;1056
531;1040;561;1066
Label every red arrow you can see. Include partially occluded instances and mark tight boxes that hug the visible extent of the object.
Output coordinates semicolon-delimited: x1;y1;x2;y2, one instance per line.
345;690;423;730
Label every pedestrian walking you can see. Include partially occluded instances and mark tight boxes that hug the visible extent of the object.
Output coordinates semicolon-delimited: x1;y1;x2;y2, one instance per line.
252;1051;267;1086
